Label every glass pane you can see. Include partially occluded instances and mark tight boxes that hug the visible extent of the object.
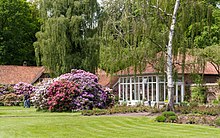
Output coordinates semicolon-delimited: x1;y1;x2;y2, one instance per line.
153;83;156;101
132;84;135;100
153;76;156;82
127;78;130;83
178;85;181;103
159;83;164;101
149;83;152;101
148;77;152;82
127;85;130;100
139;77;142;82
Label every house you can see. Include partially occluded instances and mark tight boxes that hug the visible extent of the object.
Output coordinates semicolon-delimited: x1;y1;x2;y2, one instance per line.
96;68;118;87
0;65;45;85
109;54;219;106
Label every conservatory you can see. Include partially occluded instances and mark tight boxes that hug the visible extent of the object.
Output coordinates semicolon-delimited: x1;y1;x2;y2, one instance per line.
118;75;184;106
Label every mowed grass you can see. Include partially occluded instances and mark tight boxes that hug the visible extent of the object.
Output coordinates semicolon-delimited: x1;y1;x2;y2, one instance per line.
0;107;220;138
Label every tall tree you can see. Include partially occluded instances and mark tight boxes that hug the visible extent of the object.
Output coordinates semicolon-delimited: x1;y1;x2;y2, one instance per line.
34;0;100;77
166;0;180;111
0;0;40;65
100;0;215;109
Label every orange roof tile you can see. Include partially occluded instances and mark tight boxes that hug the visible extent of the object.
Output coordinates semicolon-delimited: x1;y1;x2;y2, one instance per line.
0;65;45;85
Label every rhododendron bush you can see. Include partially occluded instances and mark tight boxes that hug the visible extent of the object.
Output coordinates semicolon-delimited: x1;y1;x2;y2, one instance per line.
33;69;114;112
13;82;35;95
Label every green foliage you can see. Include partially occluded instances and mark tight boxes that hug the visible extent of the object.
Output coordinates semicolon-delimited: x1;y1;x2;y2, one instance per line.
0;0;40;65
194;26;220;48
99;0;166;74
168;115;178;123
191;86;207;103
156;111;177;123
99;0;217;75
215;117;220;126
34;0;100;76
155;115;166;122
217;78;220;86
162;111;176;118
199;45;220;75
212;99;219;105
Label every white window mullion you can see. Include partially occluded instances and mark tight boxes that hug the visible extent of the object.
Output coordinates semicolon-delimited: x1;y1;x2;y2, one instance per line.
181;83;184;102
130;77;132;101
176;84;178;103
138;77;140;100
126;77;128;101
164;81;166;101
142;77;145;101
147;78;149;101
119;78;121;102
156;76;159;103
151;78;153;101
134;78;136;100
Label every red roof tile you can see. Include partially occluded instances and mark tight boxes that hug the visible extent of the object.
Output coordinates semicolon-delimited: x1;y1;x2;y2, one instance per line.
115;54;219;76
96;69;118;87
0;65;45;84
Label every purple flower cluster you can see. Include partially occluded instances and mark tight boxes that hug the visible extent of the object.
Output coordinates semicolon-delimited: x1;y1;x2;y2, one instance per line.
58;69;98;82
13;82;35;95
57;69;111;110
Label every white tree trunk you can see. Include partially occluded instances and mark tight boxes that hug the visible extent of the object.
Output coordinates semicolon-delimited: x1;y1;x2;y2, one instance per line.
166;0;180;111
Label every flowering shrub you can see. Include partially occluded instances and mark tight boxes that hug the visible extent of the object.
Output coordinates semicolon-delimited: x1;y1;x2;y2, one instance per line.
13;82;35;95
47;80;80;112
58;69;98;83
32;79;53;110
57;69;113;110
0;84;14;95
3;93;20;106
33;69;114;112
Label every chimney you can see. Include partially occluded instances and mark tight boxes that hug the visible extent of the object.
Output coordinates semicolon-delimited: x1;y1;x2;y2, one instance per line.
23;61;27;66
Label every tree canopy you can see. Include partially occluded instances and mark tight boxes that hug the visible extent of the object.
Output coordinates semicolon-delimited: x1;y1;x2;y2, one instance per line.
0;0;40;65
99;0;217;74
34;0;100;77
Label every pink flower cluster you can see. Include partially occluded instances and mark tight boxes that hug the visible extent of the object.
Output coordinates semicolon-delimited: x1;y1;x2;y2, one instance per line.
47;80;80;112
13;82;35;95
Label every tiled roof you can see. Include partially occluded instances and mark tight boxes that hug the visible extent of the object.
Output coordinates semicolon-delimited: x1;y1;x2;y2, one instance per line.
0;65;45;85
96;69;118;87
115;54;219;76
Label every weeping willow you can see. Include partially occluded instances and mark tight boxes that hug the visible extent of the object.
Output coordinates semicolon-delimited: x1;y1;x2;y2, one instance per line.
100;0;215;75
34;0;100;77
100;0;158;74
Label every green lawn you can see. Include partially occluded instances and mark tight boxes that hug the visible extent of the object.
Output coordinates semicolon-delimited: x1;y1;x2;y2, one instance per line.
0;107;220;138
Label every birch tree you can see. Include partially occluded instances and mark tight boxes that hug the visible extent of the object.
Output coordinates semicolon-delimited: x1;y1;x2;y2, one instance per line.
166;0;180;111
